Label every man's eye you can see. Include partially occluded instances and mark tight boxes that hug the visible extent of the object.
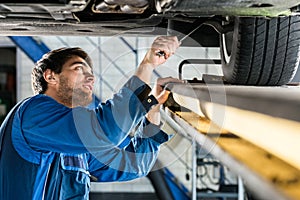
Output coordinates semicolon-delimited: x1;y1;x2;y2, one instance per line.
75;66;83;70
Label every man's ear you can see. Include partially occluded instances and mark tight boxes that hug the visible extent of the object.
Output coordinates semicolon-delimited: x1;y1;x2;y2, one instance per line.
43;69;57;85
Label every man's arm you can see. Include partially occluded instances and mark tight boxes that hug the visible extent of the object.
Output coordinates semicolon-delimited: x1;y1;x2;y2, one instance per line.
134;36;180;85
135;36;181;126
19;77;154;154
88;117;172;181
86;37;181;181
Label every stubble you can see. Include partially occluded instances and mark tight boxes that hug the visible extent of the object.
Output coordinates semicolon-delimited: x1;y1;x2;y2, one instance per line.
57;75;92;107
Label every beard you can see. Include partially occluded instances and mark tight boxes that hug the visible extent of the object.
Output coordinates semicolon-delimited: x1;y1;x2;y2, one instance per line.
57;75;93;107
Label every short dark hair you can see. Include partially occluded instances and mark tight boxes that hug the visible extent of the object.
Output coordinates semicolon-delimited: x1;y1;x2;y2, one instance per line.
32;47;92;94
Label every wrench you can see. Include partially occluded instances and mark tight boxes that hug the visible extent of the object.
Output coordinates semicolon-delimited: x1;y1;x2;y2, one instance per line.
156;23;204;57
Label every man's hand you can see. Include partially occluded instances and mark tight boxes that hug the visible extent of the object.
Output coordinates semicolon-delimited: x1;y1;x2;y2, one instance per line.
141;36;180;68
151;77;183;104
146;77;183;125
135;36;180;84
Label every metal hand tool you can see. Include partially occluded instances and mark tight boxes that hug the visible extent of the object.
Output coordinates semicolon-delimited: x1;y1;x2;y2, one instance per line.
156;23;204;57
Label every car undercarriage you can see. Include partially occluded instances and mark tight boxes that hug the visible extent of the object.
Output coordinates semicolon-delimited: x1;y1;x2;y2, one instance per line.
1;0;300;85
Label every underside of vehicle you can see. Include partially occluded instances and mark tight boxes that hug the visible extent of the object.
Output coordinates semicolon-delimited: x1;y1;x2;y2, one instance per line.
1;0;300;85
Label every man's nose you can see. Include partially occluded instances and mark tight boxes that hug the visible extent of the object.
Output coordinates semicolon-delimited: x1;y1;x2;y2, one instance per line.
85;72;95;82
87;75;94;82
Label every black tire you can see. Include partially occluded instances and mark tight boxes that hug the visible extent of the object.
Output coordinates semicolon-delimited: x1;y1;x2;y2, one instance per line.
220;16;300;86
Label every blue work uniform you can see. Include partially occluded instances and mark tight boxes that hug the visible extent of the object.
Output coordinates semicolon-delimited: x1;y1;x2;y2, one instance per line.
0;76;171;200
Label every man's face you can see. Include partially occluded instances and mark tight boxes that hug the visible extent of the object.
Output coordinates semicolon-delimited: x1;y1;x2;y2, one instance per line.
56;56;95;107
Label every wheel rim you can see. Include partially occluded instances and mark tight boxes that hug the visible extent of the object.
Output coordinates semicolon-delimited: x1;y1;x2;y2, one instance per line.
221;25;234;64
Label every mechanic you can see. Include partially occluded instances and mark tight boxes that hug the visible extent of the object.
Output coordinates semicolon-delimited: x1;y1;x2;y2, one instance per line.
0;36;181;199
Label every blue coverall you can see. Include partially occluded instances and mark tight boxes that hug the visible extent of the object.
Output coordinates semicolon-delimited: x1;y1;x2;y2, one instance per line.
0;76;171;199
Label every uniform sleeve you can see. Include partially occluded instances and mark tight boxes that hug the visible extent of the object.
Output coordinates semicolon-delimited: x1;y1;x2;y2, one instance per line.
88;117;172;182
18;76;158;154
